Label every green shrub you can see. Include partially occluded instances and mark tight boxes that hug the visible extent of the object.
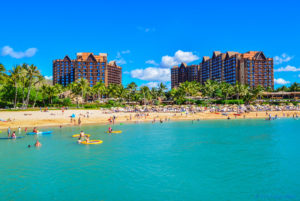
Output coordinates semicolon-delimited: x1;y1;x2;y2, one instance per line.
62;98;72;106
83;104;98;109
215;99;244;104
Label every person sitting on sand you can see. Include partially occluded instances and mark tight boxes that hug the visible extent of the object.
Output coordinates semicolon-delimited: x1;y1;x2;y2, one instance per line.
11;131;16;138
35;140;42;147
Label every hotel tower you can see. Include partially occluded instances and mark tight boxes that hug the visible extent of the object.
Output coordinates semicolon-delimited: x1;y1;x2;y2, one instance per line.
171;51;274;89
53;52;122;87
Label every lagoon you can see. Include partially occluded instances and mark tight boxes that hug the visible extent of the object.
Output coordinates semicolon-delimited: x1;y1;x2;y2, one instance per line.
0;119;300;201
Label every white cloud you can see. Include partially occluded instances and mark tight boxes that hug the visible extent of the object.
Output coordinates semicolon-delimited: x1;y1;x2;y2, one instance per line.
274;65;300;72
145;60;159;66
137;27;155;32
116;58;127;65
121;50;130;54
131;67;170;82
274;78;290;85
115;50;130;65
160;50;199;67
141;82;160;89
274;53;293;65
1;46;38;59
44;75;53;80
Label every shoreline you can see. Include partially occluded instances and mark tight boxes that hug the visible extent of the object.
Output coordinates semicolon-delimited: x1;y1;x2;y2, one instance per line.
0;110;299;130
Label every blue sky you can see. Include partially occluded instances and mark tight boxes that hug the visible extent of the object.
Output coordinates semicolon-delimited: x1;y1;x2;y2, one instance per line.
0;0;299;88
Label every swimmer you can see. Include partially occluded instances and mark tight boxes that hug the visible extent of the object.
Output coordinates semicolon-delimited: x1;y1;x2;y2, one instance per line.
77;137;82;144
11;131;16;138
85;135;90;143
28;145;31;148
108;126;112;133
35;140;42;147
79;131;85;139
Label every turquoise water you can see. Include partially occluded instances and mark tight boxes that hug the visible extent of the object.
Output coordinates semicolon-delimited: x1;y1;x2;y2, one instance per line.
1;119;300;201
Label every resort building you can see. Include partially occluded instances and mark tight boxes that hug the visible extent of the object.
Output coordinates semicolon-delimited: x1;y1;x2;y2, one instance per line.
53;52;122;87
171;51;274;89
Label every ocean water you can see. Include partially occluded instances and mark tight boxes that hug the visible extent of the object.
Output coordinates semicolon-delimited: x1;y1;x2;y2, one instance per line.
0;119;300;201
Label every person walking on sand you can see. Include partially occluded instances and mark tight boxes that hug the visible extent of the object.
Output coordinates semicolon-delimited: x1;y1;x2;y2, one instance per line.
78;117;81;126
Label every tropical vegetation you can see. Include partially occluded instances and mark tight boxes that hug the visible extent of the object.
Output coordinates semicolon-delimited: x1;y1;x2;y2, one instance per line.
0;63;299;109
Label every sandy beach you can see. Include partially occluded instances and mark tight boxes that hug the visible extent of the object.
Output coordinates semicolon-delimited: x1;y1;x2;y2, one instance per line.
0;109;299;130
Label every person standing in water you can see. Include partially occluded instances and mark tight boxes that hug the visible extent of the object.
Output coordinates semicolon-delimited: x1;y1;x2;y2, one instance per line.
7;127;11;137
11;131;16;138
18;127;21;134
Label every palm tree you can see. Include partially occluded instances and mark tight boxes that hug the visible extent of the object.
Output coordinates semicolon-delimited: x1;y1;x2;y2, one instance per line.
93;82;106;101
77;78;89;102
69;82;81;108
140;86;151;105
157;82;167;101
0;63;6;80
40;84;49;106
220;82;234;100
289;82;299;92
150;87;158;101
234;82;249;100
107;84;119;98
203;80;217;98
116;85;128;103
126;82;138;101
32;75;46;108
9;65;26;108
23;64;41;108
46;85;59;104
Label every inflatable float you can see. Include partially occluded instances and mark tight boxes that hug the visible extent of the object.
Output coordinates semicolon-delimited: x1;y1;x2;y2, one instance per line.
105;130;122;134
27;131;53;135
0;136;24;140
72;134;90;138
81;140;103;145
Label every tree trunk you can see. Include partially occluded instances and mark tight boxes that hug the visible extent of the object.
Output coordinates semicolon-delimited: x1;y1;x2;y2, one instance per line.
22;87;26;108
25;82;32;108
14;82;18;108
32;90;39;108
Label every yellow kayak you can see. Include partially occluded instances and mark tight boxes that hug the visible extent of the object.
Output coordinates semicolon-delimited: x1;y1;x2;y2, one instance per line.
105;130;122;134
72;134;90;138
81;140;103;145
